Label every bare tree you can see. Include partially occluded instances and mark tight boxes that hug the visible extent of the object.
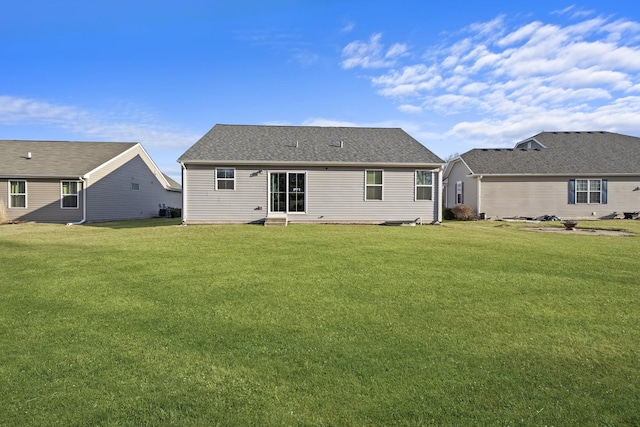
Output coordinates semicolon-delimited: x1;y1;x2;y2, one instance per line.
443;152;460;162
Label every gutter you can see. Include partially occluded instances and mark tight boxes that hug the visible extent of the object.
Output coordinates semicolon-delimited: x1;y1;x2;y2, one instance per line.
66;176;87;226
180;160;445;168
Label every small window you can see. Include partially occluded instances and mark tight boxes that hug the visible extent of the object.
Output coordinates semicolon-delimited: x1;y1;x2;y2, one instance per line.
365;170;383;200
61;181;80;209
9;180;26;208
456;181;464;204
216;168;235;190
415;170;433;201
131;183;140;191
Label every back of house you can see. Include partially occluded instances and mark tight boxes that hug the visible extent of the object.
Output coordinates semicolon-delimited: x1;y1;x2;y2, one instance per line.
178;124;445;224
1;140;181;224
444;131;640;220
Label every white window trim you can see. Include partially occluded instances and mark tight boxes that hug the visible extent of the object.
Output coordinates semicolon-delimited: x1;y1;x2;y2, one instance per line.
268;170;307;214
61;180;81;209
9;180;27;208
575;178;602;204
415;170;433;201
365;169;384;201
456;181;463;205
215;168;236;191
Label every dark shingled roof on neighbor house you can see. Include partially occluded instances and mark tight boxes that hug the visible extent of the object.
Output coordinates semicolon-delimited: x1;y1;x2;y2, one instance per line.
0;140;138;178
460;131;640;175
178;124;444;165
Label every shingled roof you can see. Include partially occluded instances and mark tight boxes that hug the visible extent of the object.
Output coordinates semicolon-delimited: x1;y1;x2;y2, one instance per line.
178;124;444;165
460;131;640;175
0;140;138;178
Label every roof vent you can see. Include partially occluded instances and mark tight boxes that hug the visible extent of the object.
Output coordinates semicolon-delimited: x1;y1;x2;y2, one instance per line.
295;140;299;148
340;141;344;148
27;152;32;159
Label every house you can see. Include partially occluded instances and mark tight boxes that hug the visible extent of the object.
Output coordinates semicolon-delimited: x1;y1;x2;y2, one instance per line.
1;140;182;224
443;131;640;220
178;124;445;224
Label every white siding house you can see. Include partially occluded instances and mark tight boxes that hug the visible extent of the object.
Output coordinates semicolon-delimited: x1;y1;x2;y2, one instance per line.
178;125;445;224
1;140;181;223
443;131;640;220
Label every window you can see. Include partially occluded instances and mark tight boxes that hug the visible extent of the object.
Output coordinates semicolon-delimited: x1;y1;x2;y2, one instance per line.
456;181;464;204
415;170;433;201
61;181;80;209
569;179;607;204
216;168;235;190
9;180;26;208
365;170;383;200
131;183;140;191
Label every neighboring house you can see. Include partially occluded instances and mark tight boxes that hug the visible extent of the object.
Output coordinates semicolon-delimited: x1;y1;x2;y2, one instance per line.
443;131;640;220
178;124;445;224
1;140;182;224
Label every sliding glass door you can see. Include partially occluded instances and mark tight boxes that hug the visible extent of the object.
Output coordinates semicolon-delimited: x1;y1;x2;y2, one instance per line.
269;172;305;213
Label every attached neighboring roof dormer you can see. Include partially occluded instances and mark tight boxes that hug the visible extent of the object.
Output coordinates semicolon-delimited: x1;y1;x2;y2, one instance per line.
514;138;546;150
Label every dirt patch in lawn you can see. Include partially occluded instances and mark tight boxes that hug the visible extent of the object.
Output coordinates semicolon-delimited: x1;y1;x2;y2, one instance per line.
523;227;634;237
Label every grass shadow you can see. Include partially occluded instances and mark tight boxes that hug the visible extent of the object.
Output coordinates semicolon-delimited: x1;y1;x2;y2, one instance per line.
84;218;182;229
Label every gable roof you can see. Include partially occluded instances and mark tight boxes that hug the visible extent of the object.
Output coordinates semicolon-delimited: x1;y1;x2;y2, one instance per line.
178;124;444;166
0;140;138;178
0;140;181;190
459;131;640;175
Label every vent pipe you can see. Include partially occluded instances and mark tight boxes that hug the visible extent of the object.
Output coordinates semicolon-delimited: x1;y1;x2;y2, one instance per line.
27;152;32;159
340;141;344;148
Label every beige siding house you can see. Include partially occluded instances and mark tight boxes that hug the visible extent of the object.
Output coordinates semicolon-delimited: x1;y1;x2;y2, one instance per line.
178;125;445;224
444;131;640;220
1;140;181;224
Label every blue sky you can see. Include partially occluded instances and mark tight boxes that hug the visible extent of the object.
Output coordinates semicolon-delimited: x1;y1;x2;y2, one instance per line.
2;1;640;181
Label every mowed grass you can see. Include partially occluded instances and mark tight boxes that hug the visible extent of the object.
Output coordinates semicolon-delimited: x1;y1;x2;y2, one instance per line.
1;219;639;426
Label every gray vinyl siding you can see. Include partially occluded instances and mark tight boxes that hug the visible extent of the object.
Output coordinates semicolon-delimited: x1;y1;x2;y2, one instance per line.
183;165;439;224
444;160;477;211
479;176;640;219
86;149;181;222
1;178;84;223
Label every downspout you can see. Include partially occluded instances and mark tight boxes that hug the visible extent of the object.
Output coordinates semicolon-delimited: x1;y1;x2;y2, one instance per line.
180;162;187;224
437;167;443;223
476;175;483;218
66;176;87;226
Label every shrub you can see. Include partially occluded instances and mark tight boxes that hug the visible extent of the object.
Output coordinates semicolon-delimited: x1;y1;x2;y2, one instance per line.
443;207;455;220
451;205;476;221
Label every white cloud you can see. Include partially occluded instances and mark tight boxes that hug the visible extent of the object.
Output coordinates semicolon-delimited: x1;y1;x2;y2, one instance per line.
0;95;198;149
397;104;422;114
341;33;408;69
340;12;640;148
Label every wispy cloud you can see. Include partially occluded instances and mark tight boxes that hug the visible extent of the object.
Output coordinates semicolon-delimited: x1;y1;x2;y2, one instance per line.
0;95;198;149
341;33;408;69
341;12;640;147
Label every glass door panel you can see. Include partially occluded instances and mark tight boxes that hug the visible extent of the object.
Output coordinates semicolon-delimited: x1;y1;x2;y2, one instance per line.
270;173;287;212
288;173;305;213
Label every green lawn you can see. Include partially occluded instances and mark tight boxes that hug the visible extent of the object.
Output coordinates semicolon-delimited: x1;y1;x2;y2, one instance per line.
1;220;639;426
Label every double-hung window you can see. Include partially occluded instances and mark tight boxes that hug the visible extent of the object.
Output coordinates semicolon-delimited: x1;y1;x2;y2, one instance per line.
216;168;235;190
569;179;607;204
9;180;26;208
415;170;433;201
61;181;80;209
456;181;464;204
365;170;383;201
